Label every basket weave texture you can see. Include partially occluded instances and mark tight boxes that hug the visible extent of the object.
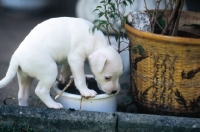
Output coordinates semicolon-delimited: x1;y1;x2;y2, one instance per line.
125;11;200;117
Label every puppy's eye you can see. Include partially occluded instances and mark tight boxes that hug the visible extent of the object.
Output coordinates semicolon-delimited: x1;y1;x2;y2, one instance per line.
105;76;112;81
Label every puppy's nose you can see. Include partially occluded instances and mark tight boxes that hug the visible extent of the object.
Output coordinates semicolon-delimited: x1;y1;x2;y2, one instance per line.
111;90;117;94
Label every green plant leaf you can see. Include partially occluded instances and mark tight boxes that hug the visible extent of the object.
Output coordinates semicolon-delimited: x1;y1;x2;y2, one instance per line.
123;34;128;40
120;32;124;38
123;1;128;6
132;48;137;54
157;17;166;28
92;9;99;14
109;13;115;18
127;0;134;5
98;12;104;18
97;25;101;30
123;16;127;24
109;2;116;11
93;19;99;23
100;0;105;3
114;34;119;42
96;6;102;9
138;45;145;55
114;12;120;17
131;45;145;55
92;26;97;33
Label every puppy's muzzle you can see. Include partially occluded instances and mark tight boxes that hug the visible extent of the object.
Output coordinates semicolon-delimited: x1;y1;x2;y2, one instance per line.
111;90;118;94
97;84;119;95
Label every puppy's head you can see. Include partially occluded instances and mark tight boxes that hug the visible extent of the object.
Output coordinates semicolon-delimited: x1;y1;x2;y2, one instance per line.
88;46;123;94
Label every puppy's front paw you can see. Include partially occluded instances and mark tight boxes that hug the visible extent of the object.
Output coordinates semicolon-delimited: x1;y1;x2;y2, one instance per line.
48;102;63;109
79;89;97;98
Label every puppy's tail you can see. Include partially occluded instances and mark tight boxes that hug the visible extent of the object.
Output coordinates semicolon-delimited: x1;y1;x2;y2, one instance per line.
0;55;19;89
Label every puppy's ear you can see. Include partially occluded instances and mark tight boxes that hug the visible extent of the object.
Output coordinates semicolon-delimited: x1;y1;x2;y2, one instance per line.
89;52;107;73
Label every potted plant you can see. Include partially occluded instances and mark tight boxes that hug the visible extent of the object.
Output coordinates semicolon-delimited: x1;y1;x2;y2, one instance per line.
93;0;200;117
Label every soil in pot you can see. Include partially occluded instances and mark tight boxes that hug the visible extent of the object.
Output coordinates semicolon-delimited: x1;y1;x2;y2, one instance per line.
56;77;136;113
154;29;200;38
57;77;105;95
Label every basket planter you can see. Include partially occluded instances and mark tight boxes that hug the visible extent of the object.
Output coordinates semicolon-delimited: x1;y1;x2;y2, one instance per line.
125;11;200;117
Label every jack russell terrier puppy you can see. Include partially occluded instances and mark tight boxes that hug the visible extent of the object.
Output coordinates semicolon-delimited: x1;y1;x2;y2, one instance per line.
0;17;123;109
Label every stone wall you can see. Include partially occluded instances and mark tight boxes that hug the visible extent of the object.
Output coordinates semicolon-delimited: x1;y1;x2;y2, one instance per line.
0;105;200;132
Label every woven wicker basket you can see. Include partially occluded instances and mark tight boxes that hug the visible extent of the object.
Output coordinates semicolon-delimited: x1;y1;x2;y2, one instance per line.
125;11;200;117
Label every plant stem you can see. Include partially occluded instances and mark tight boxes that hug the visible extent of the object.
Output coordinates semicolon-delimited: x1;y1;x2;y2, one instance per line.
171;0;185;36
144;0;153;32
169;0;173;11
151;0;162;32
115;0;123;53
161;0;181;35
55;78;74;99
119;42;131;53
102;2;121;51
102;25;112;45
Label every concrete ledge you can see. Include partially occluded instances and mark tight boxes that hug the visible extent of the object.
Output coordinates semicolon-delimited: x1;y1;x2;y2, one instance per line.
0;105;117;132
116;112;200;132
0;105;200;132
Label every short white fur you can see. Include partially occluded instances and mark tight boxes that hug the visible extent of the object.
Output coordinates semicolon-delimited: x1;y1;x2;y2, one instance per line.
0;17;123;109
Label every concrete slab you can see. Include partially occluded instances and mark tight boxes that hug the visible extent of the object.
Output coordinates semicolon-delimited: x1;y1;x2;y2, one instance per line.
116;112;200;132
0;105;117;132
1;105;200;132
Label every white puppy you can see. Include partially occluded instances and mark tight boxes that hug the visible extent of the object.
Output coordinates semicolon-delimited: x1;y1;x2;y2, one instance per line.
0;17;123;109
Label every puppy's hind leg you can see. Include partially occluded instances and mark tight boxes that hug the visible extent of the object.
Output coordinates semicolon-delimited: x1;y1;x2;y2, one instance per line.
17;68;33;106
34;62;63;109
